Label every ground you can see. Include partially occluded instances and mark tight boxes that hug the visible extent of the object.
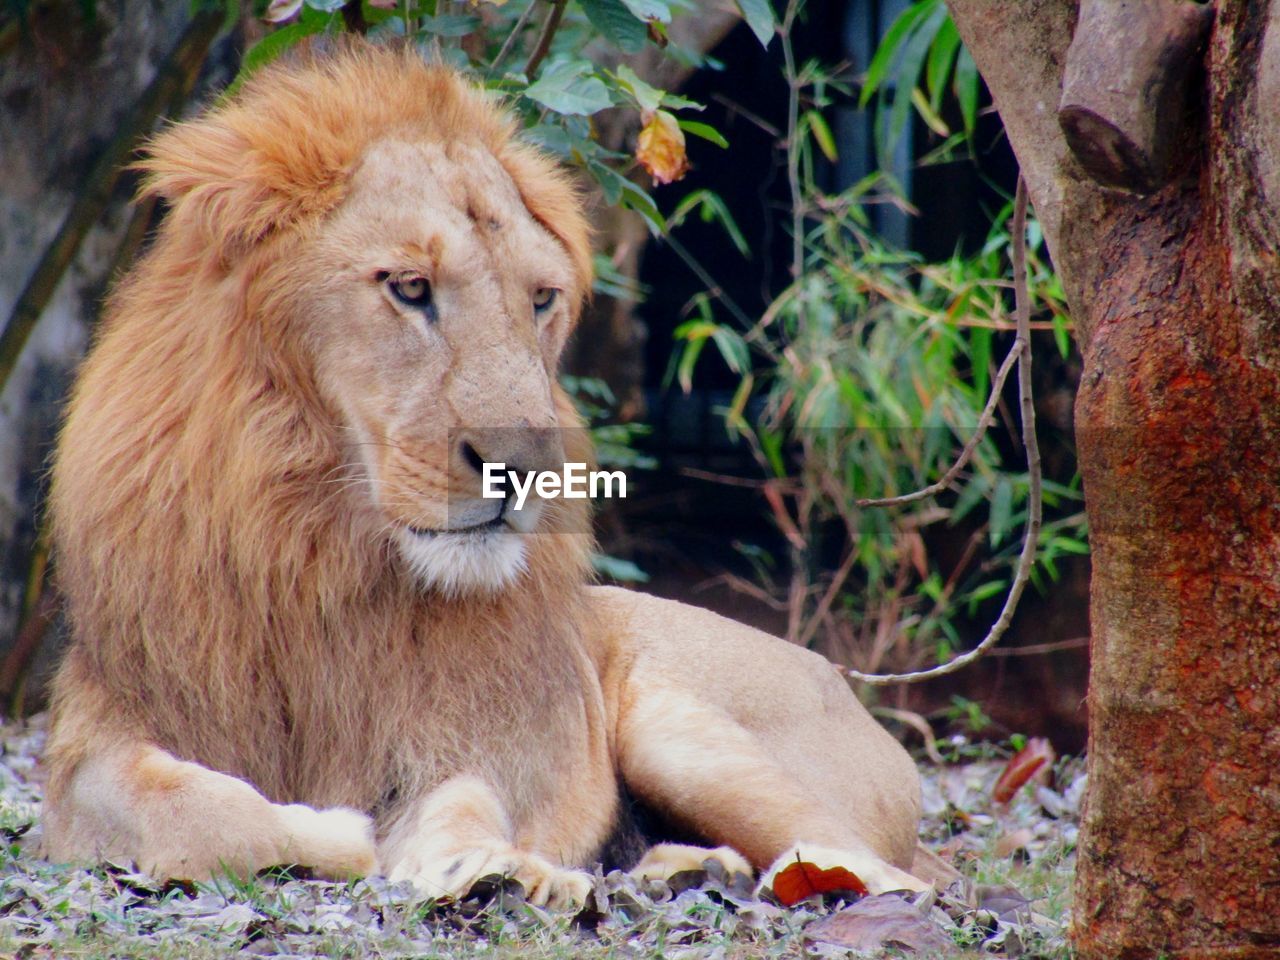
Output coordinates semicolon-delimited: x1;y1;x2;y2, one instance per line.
0;717;1080;958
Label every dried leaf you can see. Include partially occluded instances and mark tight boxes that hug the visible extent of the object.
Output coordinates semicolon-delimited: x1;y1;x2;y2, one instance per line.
993;827;1035;858
975;882;1033;922
771;859;868;907
992;737;1055;804
806;893;954;953
636;109;690;186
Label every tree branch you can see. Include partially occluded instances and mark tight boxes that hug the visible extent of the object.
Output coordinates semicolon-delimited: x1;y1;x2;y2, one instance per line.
856;342;1020;508
841;177;1043;686
524;0;567;80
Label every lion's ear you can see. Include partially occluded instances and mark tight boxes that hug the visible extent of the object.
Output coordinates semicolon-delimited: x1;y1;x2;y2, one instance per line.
136;109;343;260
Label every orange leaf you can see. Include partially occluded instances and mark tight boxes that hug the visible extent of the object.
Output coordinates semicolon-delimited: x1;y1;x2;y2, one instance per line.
992;737;1055;804
772;859;869;907
636;109;690;186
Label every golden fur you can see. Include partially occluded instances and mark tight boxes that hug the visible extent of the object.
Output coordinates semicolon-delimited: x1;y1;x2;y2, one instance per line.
42;42;945;905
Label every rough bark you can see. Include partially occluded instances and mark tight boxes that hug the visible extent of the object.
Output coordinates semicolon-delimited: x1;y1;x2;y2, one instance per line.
947;1;1280;957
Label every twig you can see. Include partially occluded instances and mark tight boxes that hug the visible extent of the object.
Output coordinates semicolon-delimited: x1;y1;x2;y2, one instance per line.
796;546;859;649
988;636;1089;657
841;176;1043;685
523;0;567;80
870;706;945;764
780;0;804;281
0;8;223;395
857;342;1019;507
490;1;537;73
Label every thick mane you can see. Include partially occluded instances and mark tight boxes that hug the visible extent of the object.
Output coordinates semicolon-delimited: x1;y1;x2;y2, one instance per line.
47;45;598;815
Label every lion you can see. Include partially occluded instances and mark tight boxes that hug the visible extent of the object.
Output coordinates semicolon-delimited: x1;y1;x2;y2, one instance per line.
40;42;947;908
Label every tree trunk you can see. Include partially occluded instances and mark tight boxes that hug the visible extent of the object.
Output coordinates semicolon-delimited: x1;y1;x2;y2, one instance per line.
947;2;1280;957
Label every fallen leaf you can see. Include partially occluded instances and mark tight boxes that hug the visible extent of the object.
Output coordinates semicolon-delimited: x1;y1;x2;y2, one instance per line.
806;893;955;953
636;109;690;186
771;859;868;907
975;882;1033;921
992;737;1054;804
993;827;1035;858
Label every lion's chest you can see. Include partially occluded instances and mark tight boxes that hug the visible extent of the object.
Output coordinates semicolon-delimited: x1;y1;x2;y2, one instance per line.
280;616;611;832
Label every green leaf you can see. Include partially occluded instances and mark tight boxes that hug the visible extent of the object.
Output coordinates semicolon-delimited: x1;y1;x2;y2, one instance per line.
860;0;937;107
618;177;664;234
675;330;706;391
954;44;979;135
882;4;948;164
580;0;648;54
924;15;960;113
618;0;672;22
735;0;775;47
804;109;838;162
990;475;1014;546
667;189;749;256
524;61;613;115
612;64;664;113
711;326;750;375
591;553;650;583
1053;313;1071;359
677;119;728;148
303;0;343;11
416;13;480;37
231;9;334;92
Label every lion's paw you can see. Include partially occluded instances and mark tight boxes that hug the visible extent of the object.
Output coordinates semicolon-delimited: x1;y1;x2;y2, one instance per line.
388;843;591;910
759;842;930;898
630;843;752;883
276;804;378;878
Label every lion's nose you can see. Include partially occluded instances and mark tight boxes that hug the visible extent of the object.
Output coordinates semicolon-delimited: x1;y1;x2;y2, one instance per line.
456;428;565;490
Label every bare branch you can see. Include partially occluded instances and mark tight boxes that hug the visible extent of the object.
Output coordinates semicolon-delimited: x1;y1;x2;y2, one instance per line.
857;342;1020;508
490;1;538;73
842;177;1043;686
524;0;567;80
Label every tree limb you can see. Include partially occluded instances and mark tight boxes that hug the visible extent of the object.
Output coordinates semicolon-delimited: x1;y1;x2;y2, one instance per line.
524;0;567;80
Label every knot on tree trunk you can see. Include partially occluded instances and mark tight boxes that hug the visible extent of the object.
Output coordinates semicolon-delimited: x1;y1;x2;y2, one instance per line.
1058;0;1214;194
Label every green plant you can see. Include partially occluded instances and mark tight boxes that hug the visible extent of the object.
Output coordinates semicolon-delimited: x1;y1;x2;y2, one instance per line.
671;34;1087;676
232;0;771;240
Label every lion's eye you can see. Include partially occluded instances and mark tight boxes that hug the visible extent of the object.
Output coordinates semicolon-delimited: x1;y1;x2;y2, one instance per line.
388;275;434;312
533;288;558;314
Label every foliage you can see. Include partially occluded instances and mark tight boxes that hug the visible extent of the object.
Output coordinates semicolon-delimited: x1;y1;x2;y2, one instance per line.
562;375;656;584
231;0;770;246
671;50;1087;675
858;0;982;167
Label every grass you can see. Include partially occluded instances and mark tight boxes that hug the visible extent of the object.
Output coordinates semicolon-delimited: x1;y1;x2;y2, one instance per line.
0;722;1077;958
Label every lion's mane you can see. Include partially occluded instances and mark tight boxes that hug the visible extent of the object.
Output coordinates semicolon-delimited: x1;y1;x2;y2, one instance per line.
46;45;601;822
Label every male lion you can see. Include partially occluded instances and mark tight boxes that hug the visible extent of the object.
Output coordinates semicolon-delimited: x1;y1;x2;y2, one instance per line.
42;43;942;908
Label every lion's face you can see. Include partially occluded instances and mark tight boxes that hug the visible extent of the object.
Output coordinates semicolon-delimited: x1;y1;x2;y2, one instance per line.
297;138;580;595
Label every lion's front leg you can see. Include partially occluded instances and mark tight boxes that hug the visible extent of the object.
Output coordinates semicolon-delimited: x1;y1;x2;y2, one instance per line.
379;776;592;909
43;742;377;882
